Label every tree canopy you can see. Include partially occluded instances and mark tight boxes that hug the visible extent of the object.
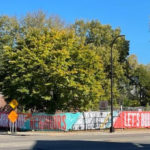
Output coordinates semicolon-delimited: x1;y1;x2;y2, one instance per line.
3;11;150;113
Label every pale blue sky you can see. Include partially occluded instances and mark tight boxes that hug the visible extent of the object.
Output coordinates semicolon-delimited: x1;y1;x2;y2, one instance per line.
0;0;150;64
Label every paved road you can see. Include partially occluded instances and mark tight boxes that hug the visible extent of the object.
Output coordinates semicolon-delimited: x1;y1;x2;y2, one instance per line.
0;131;150;150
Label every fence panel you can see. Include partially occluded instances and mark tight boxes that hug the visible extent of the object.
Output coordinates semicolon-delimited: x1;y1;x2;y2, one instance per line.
1;110;150;131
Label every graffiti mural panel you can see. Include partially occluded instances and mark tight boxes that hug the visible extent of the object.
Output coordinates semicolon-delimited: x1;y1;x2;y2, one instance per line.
114;111;150;128
1;111;150;131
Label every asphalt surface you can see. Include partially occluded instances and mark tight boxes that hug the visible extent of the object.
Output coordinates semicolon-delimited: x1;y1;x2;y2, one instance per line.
0;130;150;150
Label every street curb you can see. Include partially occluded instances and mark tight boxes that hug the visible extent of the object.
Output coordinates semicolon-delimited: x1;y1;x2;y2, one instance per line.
1;129;150;136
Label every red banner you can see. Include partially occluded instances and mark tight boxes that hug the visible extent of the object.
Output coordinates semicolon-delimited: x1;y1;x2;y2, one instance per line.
114;111;150;128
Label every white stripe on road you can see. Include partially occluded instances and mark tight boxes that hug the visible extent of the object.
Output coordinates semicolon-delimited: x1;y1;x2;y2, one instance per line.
133;143;143;148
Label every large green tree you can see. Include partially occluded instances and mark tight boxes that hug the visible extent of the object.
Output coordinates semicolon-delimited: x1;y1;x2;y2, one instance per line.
0;12;130;112
73;20;129;105
125;55;150;106
0;13;106;112
135;65;150;105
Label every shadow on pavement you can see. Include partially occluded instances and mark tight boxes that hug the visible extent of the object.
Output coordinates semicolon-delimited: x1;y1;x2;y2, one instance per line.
31;140;150;150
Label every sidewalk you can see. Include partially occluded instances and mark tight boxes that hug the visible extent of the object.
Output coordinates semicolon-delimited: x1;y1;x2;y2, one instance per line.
1;128;150;136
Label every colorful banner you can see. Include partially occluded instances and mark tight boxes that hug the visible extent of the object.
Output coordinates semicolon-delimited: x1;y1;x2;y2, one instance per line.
0;112;30;130
0;112;81;131
30;113;81;131
1;111;150;131
73;112;111;130
114;111;150;128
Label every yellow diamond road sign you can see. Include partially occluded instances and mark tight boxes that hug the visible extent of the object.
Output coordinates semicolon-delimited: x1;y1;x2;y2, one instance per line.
9;99;18;109
8;110;18;123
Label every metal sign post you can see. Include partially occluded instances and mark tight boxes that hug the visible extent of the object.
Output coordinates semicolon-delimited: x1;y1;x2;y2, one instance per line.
12;122;14;134
15;121;17;133
9;121;12;133
121;105;123;131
